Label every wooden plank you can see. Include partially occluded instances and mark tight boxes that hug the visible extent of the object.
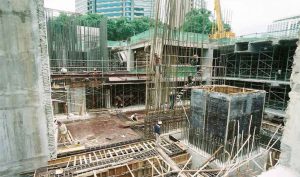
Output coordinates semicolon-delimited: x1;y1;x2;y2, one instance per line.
89;154;92;163
103;151;107;158
98;151;103;159
73;156;77;166
124;148;129;154
66;157;72;168
108;150;113;158
93;152;98;161
83;155;88;164
126;164;135;177
79;156;82;165
129;145;135;152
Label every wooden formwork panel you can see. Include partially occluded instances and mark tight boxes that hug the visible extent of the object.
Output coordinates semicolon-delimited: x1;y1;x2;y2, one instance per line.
81;153;190;177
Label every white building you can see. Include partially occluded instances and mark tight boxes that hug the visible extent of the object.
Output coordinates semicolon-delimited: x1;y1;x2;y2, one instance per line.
267;15;300;37
75;0;89;14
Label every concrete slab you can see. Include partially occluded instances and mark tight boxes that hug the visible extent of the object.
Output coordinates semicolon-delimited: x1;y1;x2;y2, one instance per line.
59;115;141;151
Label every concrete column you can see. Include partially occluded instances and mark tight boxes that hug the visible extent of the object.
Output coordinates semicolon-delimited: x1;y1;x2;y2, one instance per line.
127;48;134;71
279;35;300;175
53;102;59;114
67;87;86;115
0;0;55;176
202;48;214;84
106;89;111;109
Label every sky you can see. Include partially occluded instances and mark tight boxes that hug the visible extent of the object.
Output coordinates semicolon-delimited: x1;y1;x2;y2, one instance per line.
44;0;300;35
44;0;75;12
206;0;300;35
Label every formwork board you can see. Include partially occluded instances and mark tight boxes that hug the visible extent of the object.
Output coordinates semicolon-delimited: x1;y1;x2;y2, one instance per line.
189;85;266;160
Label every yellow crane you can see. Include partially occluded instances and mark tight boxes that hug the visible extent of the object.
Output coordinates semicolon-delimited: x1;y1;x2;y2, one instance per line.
210;0;235;39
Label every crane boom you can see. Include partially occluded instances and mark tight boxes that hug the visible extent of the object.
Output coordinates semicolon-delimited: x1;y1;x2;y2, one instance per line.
214;0;224;32
210;0;235;39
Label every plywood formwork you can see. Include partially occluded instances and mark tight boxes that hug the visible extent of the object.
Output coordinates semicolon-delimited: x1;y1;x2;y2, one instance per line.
187;85;266;162
34;139;192;177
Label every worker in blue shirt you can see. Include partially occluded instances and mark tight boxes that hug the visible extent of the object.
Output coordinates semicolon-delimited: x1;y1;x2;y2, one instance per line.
154;121;162;146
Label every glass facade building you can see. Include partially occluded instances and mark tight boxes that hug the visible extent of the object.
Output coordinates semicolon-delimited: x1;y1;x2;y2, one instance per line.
76;0;154;19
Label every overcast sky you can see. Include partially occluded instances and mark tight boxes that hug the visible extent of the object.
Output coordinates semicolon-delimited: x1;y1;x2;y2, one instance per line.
44;0;300;35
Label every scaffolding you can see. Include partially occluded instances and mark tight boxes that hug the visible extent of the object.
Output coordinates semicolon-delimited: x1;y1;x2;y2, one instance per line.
46;9;148;113
215;35;298;113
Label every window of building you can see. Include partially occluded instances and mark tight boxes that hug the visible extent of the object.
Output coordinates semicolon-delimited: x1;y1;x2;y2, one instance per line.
106;13;123;17
96;0;121;2
97;8;123;12
134;8;143;11
134;13;144;16
98;2;123;7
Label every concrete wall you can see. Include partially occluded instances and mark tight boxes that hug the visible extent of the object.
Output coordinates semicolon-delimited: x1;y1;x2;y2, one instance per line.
0;0;55;176
67;87;86;114
202;48;214;83
279;35;300;175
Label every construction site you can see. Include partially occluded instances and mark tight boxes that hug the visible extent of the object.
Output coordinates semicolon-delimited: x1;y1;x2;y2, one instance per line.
1;0;300;176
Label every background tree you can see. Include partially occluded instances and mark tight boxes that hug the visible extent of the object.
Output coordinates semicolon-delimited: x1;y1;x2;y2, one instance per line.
50;11;230;41
114;18;135;40
182;9;232;34
77;13;105;26
182;9;213;34
223;23;231;32
51;13;156;41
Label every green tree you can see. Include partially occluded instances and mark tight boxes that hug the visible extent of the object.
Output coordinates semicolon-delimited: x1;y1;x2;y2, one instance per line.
77;13;105;26
182;9;213;34
107;19;117;40
131;17;155;34
50;13;157;41
114;18;135;40
107;16;156;41
224;23;231;32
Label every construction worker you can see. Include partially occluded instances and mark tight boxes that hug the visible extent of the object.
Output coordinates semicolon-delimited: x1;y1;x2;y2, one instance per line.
162;102;169;113
115;96;123;108
56;121;71;145
188;76;193;84
191;54;198;66
169;92;175;110
154;53;161;74
154;121;162;146
130;113;138;121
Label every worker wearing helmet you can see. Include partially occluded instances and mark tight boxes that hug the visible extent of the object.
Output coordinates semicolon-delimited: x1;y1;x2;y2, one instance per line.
154;121;162;146
56;121;71;145
130;113;138;121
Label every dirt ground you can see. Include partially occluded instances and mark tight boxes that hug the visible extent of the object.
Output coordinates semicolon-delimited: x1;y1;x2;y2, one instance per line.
64;111;143;149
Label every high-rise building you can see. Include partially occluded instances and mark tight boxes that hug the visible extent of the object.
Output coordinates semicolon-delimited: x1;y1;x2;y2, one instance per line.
190;0;206;9
156;0;206;28
134;0;153;17
75;0;154;19
75;0;89;14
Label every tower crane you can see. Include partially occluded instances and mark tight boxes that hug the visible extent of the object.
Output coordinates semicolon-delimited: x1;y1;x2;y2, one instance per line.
210;0;235;39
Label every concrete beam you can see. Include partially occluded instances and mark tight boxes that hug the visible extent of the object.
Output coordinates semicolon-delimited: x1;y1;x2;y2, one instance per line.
214;77;290;85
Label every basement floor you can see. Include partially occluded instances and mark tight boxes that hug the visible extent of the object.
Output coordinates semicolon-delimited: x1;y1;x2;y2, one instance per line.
56;109;146;154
